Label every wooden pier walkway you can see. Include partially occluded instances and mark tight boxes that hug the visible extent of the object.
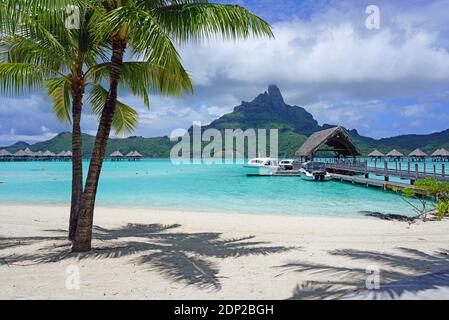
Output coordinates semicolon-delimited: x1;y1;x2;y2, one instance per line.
328;173;427;195
326;162;449;183
247;170;301;177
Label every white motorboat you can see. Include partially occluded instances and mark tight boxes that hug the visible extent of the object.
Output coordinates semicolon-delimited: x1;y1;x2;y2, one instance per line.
244;158;279;176
279;159;301;171
300;161;331;181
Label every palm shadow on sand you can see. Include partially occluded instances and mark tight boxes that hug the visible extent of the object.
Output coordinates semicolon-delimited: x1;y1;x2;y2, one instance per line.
279;247;449;300
0;223;292;290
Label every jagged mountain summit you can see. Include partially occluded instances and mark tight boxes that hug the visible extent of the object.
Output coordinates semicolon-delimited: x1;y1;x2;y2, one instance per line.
202;84;322;135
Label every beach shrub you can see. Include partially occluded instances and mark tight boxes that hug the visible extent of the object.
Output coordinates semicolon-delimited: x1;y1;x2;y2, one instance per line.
434;201;449;221
401;188;428;219
401;178;449;220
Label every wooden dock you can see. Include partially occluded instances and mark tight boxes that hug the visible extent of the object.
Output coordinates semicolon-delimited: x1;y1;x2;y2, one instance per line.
247;170;301;177
326;161;449;183
329;173;427;195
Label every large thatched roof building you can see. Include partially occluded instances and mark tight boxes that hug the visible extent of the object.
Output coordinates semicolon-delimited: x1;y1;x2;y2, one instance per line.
295;126;360;160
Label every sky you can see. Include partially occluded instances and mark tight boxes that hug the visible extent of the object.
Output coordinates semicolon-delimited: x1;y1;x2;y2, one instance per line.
1;0;449;146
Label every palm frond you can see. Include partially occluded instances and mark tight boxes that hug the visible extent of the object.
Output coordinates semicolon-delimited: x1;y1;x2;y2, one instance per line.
87;61;192;105
45;77;72;124
0;62;52;95
152;3;274;42
0;0;83;35
88;84;138;134
95;3;190;93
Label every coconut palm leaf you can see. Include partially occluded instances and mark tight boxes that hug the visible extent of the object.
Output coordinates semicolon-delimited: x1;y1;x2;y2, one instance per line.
151;2;274;42
87;61;192;108
45;77;72;124
95;3;188;83
0;62;56;95
88;84;138;134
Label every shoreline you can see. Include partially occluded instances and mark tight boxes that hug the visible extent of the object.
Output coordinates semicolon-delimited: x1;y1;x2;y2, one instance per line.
0;201;412;221
1;204;449;299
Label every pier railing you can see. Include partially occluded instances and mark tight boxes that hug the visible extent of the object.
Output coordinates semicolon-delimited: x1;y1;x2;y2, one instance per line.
324;159;449;182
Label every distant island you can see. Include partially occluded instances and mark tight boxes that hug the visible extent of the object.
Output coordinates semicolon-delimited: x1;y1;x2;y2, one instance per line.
3;85;449;157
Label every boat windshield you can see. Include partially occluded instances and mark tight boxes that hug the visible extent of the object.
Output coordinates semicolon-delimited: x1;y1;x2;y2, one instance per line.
304;162;326;171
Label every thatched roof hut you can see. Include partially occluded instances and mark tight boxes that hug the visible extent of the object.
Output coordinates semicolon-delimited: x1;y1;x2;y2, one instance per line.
56;151;67;157
386;149;404;157
126;150;143;158
132;151;143;157
295;126;360;160
42;150;55;157
437;148;449;157
368;149;385;157
14;149;27;157
409;148;427;158
23;148;34;156
14;148;34;157
110;151;124;157
65;151;73;157
34;150;44;157
0;149;13;157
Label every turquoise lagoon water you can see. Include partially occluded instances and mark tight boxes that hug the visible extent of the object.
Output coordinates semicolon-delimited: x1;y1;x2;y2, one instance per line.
0;159;435;218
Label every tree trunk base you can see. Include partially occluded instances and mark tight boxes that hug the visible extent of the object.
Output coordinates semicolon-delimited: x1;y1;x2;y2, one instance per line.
72;241;91;253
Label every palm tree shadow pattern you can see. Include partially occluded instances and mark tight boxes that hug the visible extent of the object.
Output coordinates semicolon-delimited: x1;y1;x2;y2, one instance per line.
281;247;449;300
0;223;292;290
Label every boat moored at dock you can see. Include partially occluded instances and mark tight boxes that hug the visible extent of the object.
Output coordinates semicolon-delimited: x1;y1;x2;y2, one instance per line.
244;158;280;176
300;161;331;181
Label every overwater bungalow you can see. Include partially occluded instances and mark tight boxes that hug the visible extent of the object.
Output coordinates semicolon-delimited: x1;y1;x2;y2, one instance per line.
0;149;13;161
34;150;44;158
368;149;385;159
386;149;404;161
110;151;124;161
42;150;56;160
431;148;449;161
432;149;442;158
126;151;143;161
408;148;427;162
55;151;71;161
296;126;360;162
13;148;34;161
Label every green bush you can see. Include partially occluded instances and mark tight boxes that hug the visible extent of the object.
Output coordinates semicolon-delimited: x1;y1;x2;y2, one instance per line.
434;201;449;221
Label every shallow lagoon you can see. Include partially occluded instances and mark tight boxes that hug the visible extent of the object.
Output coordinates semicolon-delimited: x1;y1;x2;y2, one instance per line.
0;159;431;217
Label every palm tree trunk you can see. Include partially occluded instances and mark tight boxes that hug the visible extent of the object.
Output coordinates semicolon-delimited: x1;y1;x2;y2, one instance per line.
68;84;84;241
72;36;126;252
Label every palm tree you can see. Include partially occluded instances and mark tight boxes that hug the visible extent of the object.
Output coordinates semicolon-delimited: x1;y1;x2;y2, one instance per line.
72;0;273;252
0;1;183;239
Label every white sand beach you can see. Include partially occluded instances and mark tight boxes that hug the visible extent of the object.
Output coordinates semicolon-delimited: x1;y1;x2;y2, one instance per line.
1;204;449;300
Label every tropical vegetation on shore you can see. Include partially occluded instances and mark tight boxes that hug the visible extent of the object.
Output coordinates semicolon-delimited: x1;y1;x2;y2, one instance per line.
402;178;449;220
